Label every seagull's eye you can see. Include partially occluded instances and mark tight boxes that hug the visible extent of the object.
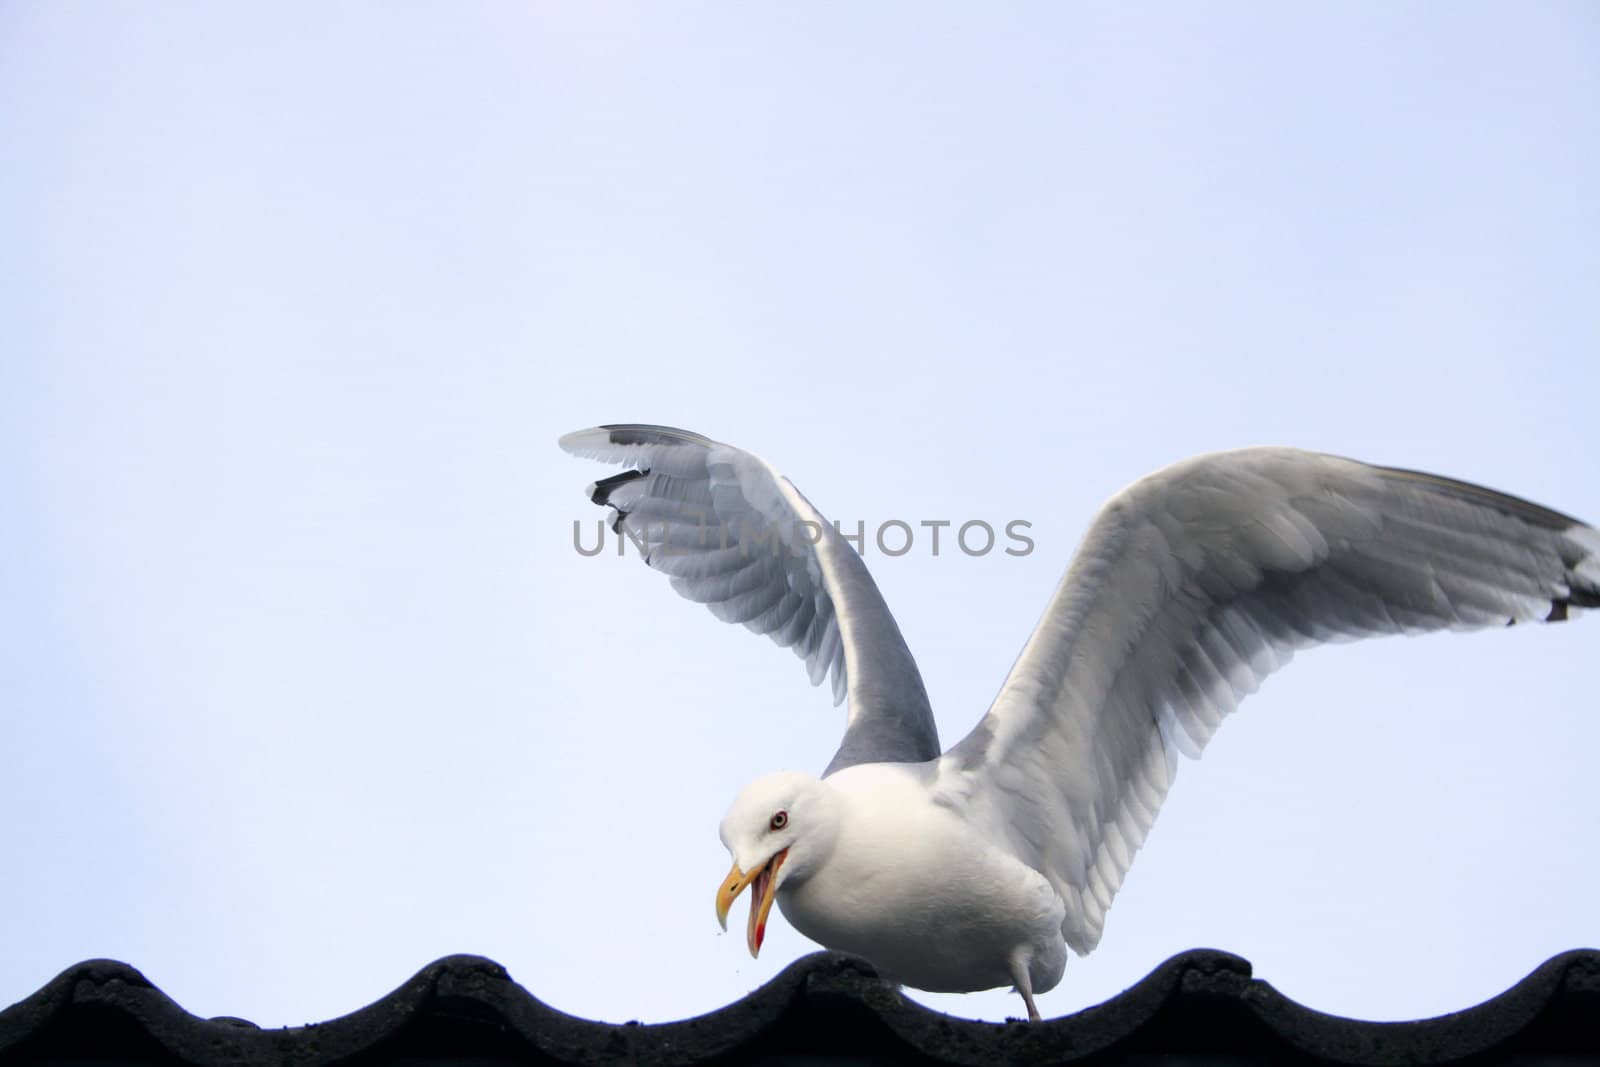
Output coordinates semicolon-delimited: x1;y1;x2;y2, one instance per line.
769;811;788;831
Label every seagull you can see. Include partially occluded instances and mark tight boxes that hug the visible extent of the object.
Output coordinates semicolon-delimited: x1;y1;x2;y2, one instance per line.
560;424;1597;1021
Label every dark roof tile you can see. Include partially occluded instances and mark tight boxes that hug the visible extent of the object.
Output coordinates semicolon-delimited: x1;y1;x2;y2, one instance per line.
2;949;1597;1065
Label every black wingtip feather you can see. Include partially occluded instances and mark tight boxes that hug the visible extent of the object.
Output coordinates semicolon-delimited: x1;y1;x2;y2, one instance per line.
590;469;648;507
1545;586;1600;623
599;424;717;448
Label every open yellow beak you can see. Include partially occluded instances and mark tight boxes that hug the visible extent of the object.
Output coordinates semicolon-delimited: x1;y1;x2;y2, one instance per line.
714;849;788;957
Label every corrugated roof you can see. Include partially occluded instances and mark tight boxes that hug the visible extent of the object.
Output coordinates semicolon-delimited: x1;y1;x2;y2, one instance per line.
2;949;1597;1065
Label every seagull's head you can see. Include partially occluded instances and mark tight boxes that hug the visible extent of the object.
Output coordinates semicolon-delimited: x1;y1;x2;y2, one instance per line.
714;770;837;957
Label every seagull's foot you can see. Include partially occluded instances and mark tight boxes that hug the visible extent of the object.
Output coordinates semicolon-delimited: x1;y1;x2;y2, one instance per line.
1005;993;1041;1022
1009;948;1042;1023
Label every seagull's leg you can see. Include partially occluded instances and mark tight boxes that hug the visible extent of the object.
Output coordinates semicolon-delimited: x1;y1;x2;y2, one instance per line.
1008;949;1042;1023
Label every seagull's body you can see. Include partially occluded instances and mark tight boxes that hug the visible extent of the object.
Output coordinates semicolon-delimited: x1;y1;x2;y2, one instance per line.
779;763;1068;999
561;425;1598;1020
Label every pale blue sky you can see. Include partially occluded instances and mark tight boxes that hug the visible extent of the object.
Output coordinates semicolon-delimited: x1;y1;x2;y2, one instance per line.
2;2;1597;1027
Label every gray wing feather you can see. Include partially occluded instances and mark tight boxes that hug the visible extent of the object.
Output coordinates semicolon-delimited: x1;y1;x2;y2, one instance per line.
561;424;939;773
937;447;1598;954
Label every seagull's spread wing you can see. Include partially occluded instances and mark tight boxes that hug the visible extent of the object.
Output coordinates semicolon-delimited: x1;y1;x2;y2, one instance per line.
561;424;939;773
936;448;1599;953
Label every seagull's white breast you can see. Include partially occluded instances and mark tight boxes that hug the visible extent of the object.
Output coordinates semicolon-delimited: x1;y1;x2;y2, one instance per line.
776;763;1068;996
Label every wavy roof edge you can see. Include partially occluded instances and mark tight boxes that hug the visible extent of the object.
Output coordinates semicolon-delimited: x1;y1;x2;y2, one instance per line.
2;948;1597;1065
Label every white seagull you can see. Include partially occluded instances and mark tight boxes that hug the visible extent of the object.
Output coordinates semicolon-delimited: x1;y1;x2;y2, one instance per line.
560;425;1597;1021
